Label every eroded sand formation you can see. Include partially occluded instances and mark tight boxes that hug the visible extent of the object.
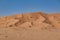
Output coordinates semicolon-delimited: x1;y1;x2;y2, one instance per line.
0;12;60;40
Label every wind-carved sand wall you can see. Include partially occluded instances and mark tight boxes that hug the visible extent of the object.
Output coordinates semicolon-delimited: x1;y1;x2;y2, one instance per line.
0;12;60;29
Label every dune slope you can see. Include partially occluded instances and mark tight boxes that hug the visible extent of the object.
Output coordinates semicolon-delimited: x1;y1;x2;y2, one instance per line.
0;12;60;40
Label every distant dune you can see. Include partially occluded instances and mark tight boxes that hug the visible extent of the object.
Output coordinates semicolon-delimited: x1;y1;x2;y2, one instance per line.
0;12;60;40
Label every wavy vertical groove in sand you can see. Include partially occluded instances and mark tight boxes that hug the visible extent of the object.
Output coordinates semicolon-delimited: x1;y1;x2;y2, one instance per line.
0;12;60;40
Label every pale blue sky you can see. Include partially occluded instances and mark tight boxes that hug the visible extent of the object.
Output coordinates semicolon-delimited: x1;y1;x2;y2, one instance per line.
0;0;60;16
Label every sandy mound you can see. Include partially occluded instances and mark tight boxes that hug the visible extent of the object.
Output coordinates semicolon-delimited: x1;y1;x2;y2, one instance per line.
0;12;60;40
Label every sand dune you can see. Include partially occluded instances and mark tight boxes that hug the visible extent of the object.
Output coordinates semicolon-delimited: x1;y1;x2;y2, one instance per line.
0;12;60;40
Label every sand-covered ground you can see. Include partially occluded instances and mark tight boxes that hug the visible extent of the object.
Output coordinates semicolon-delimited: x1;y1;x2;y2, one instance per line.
0;12;60;40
